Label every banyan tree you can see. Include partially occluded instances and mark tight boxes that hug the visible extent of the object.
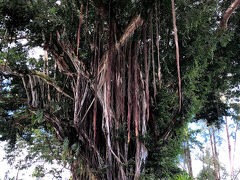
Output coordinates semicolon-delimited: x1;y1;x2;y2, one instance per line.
0;0;240;179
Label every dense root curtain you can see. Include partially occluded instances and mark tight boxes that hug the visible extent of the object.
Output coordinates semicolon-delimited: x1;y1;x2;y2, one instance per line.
0;1;190;179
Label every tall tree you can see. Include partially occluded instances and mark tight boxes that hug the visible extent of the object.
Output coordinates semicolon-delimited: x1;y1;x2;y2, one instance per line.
0;0;240;179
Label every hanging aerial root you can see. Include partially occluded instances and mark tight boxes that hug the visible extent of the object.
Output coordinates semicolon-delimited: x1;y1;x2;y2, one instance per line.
171;0;182;111
32;70;74;100
133;41;140;137
143;23;149;121
155;3;162;88
76;5;84;58
127;41;132;143
150;12;157;101
93;22;98;149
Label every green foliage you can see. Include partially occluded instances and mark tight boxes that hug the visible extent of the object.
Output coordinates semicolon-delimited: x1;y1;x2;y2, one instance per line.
170;172;193;180
32;109;44;124
0;0;35;34
32;165;45;178
143;130;184;179
196;144;229;180
62;137;69;162
3;126;67;178
197;168;216;180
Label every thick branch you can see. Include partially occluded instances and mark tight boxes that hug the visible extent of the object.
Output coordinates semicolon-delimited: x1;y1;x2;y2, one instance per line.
0;64;19;76
116;15;144;50
220;0;240;30
0;65;73;100
98;15;144;74
0;96;27;103
0;36;30;41
31;70;74;100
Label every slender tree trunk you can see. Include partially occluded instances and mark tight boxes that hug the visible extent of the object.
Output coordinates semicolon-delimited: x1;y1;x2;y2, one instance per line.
202;149;205;171
209;127;219;180
16;169;19;180
183;130;193;178
225;116;233;179
186;138;193;177
232;123;238;179
212;127;220;179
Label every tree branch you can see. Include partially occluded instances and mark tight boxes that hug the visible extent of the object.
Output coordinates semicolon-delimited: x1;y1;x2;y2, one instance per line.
0;65;74;100
116;15;144;50
220;0;240;30
31;70;74;100
98;15;144;81
0;96;27;103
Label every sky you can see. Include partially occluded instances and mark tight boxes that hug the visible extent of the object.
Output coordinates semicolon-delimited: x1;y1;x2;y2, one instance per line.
189;118;240;179
0;141;71;180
